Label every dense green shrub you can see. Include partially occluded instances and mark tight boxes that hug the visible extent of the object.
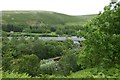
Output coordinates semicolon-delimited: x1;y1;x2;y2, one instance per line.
79;2;120;68
57;50;79;76
2;24;23;32
38;60;58;75
10;54;39;76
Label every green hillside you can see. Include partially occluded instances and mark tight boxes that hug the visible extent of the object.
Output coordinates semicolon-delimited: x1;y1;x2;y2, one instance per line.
2;11;96;36
2;2;120;78
2;11;96;25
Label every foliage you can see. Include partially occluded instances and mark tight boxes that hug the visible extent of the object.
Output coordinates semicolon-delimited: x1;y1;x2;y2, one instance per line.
2;23;23;32
4;32;58;37
2;37;67;59
10;54;40;76
78;1;120;68
68;67;120;78
2;2;120;78
2;23;84;37
57;50;79;76
63;39;74;49
38;60;58;75
2;36;77;76
2;71;31;78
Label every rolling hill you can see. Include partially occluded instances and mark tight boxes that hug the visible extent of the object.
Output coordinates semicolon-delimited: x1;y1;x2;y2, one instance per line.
2;11;96;25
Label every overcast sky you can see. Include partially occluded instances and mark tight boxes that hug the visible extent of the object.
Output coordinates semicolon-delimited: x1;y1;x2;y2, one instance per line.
0;0;114;15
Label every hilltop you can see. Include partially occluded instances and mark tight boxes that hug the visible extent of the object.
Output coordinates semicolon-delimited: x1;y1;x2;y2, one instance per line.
2;11;96;25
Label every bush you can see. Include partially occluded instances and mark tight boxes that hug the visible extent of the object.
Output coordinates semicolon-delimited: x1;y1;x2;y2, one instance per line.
57;50;78;76
10;54;39;76
2;71;31;78
38;60;58;75
68;67;120;78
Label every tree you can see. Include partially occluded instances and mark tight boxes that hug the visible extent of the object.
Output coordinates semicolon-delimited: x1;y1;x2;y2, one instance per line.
79;2;120;68
63;39;74;49
58;50;78;76
10;54;39;76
